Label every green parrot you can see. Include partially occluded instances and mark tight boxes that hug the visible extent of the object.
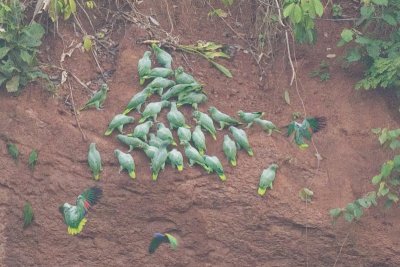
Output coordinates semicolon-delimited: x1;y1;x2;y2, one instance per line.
157;123;177;146
128;121;153;142
151;142;169;180
149;133;163;148
140;68;174;85
161;83;202;101
104;114;135;136
204;155;226;181
88;143;102;180
114;149;136;179
138;51;152;85
237;110;264;128
79;84;109;111
117;134;147;152
168;149;184;171
254;118;280;136
208;106;241;130
258;164;278;196
183;142;211;172
177;92;207;110
7;142;19;161
59;187;102;235
229;126;253;156
152;43;173;69
142;143;159;159
122;90;149;115
177;127;192;145
192;110;217;140
192;125;206;155
145;77;176;96
139;101;170;123
23;202;34;229
167;102;190;129
286;116;326;148
149;233;178;254
175;66;198;84
223;135;237;166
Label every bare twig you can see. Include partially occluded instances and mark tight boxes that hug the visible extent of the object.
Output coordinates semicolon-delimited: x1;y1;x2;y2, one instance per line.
163;0;174;34
67;80;87;141
333;230;351;267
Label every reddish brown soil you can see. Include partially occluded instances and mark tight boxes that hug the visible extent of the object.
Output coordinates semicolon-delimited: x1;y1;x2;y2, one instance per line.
1;1;400;266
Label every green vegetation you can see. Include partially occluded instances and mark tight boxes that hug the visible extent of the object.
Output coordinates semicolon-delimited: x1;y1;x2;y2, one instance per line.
332;4;343;19
0;0;47;92
309;60;330;81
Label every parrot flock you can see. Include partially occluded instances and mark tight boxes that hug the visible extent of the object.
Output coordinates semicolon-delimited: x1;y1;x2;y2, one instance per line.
10;43;326;254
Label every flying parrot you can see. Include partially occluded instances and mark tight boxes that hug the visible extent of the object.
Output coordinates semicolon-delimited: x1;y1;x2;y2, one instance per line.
223;135;237;166
229;126;253;156
148;233;178;254
237;110;264;128
177;127;192;145
177;92;207;110
192;125;206;155
139;101;170;123
286;116;326;148
258;164;278;196
79;84;109;111
157;123;177;146
59;186;102;235
167;102;190;129
128;121;153;142
254;118;280;136
204;155;226;181
168;149;184;171
104;114;135;136
192;110;217;140
175;66;198;84
122;90;149;115
140;67;173;85
114;149;136;179
138;51;152;85
208;106;241;130
88;143;102;180
117;134;147;152
152;43;173;69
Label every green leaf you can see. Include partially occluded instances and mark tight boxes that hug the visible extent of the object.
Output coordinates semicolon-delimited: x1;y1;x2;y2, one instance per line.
357;198;370;208
382;14;397;26
0;46;10;59
389;176;400;186
340;29;354;43
312;0;324;17
329;208;342;218
372;0;388;6
221;0;234;6
371;128;381;134
208;9;228;18
292;4;303;23
394;155;400;167
7;142;19;160
387;192;399;203
344;212;354;222
372;174;383;185
210;61;232;78
299;188;313;202
389;140;400;150
28;149;38;169
19;22;45;48
20;50;33;64
366;191;377;206
69;0;77;13
378;182;389;196
353;205;363;219
204;51;230;59
380;160;394;178
360;6;375;19
283;3;295;18
83;36;92;52
6;75;20;92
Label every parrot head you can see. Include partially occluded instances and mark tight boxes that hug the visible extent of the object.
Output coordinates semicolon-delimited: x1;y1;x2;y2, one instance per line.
100;84;109;92
58;205;65;215
208;107;217;114
270;164;279;171
157;123;165;130
144;51;152;57
114;149;121;157
161;100;171;108
175;66;184;74
192;111;200;119
237;110;244;116
89;143;96;150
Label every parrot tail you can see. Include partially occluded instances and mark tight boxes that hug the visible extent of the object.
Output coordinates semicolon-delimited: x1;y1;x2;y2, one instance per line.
299;143;309;150
199;149;205;156
104;128;114;136
94;173;100;181
247;149;254;156
212;134;217;140
67;218;87;235
172;141;177;146
230;159;237;167
152;172;158;181
139;117;146;123
307;116;327;133
177;165;183;171
122;108;131;115
140;78;145;85
258;187;267;196
218;173;226;181
129;170;136;179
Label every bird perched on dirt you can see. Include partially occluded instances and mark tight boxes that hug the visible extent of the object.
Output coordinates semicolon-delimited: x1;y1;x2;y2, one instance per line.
254;118;280;136
138;51;152;85
23;202;34;229
204;155;226;181
123;90;150;115
151;142;169;180
286;116;326;148
117;135;147;152
88;143;102;180
208;106;241;130
175;66;198;84
237;110;264;128
79;84;109;111
139;100;170;123
141;143;158;160
152;43;173;69
104;114;135;136
128;121;153;142
149;133;163;148
177;127;192;145
258;164;278;196
59;187;102;235
161;83;202;101
192;125;206;155
192;110;217;140
114;149;136;179
145;77;176;96
177;92;207;110
157;123;177;146
229;126;253;156
140;68;174;85
183;142;211;172
167;102;190;129
223;135;237;166
168;149;184;171
149;233;178;254
7;142;19;162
